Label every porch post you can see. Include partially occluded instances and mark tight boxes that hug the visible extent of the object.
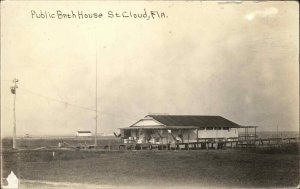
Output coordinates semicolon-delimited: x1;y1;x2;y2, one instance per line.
187;129;190;150
196;128;199;149
167;129;169;144
254;127;257;145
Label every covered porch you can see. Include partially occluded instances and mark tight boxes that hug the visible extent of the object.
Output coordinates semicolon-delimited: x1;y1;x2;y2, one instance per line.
119;125;243;145
120;126;198;145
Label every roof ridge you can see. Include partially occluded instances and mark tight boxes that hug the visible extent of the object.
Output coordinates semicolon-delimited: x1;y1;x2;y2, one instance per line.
145;115;242;128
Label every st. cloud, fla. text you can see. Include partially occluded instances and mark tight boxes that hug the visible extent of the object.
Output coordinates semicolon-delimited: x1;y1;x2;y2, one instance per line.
31;9;168;20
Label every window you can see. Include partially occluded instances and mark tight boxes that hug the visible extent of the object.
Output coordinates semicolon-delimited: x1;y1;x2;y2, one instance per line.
206;127;213;130
223;127;229;130
215;127;222;130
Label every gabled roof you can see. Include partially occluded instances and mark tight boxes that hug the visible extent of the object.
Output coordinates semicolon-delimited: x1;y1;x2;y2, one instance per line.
145;115;242;128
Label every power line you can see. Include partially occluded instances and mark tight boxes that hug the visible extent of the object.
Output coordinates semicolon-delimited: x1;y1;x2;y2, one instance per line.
17;86;132;121
18;87;97;113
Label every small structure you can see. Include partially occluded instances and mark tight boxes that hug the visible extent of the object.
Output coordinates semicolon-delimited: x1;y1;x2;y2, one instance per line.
76;131;92;137
119;115;257;145
2;171;18;189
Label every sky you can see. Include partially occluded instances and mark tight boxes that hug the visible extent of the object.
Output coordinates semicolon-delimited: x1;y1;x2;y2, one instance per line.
1;1;299;137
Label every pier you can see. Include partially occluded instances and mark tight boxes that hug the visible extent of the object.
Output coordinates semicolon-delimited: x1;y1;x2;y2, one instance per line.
79;137;299;151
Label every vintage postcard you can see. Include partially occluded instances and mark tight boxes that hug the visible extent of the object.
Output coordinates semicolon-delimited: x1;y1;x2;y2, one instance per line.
1;1;299;189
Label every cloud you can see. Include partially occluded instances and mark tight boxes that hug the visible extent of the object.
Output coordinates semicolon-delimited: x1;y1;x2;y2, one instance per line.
245;7;278;21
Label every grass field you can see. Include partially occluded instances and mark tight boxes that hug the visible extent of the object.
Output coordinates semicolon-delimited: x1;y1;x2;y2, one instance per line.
1;138;299;189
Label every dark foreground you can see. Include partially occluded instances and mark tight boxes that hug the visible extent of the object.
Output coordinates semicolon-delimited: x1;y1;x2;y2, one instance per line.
2;141;299;189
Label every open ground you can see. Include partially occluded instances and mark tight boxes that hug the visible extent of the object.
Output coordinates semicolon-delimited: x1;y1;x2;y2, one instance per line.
1;138;299;189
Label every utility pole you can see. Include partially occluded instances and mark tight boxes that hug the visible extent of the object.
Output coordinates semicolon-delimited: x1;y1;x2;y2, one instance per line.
94;40;98;147
276;120;279;145
10;78;19;149
276;120;279;138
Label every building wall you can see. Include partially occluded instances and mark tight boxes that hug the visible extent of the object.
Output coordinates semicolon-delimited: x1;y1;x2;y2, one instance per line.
122;127;239;144
182;130;197;142
198;128;238;139
165;128;238;143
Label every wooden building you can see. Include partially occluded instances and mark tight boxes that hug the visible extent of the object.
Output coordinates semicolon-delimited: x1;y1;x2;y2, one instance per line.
76;131;92;137
119;115;256;144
